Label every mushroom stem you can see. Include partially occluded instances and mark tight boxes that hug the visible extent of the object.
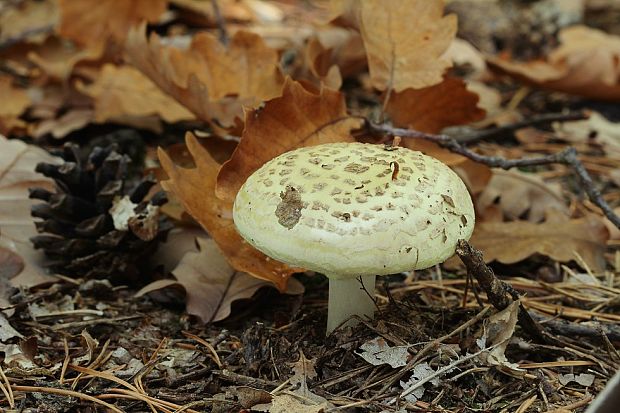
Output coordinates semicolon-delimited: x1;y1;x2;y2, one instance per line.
326;275;376;334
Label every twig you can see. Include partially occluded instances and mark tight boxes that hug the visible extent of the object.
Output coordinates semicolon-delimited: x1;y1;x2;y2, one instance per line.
457;111;589;144
210;0;229;46
529;312;620;343
367;121;620;230
456;240;551;343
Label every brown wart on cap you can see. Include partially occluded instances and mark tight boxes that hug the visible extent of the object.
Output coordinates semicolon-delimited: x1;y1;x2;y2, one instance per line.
233;142;475;334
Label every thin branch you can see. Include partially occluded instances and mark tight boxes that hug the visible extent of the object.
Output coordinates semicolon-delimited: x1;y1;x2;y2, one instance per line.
457;111;589;144
456;240;550;344
367;121;620;230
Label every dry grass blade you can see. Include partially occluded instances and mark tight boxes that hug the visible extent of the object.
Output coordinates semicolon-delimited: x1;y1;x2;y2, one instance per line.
11;385;123;413
0;365;14;409
182;331;222;368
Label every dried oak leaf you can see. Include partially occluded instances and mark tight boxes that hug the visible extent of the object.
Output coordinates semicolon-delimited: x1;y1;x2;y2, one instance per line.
137;237;303;322
476;169;568;223
78;64;195;125
553;112;620;158
306;27;367;89
126;24;283;128
57;0;167;48
158;132;298;291
0;0;58;45
332;0;456;91
0;136;59;288
27;36;104;81
215;79;362;202
470;211;609;272
386;77;485;135
488;26;620;101
385;77;490;194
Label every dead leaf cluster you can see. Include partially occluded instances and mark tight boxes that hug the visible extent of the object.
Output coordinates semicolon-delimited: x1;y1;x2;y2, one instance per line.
1;0;619;327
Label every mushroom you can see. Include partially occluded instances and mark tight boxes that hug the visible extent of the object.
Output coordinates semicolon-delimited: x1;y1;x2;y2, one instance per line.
233;142;475;333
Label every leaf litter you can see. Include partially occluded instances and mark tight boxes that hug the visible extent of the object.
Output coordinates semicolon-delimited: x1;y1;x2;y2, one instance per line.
0;0;619;411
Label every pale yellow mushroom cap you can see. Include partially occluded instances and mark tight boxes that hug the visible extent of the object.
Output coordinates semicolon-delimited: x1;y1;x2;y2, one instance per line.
233;142;474;279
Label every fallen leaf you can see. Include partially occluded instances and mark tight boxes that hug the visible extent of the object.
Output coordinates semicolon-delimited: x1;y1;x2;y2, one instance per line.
0;76;31;135
57;0;167;48
170;0;254;23
126;24;283;128
27;36;103;81
442;38;487;79
0;317;23;343
476;169;568;222
356;337;409;368
33;108;94;139
256;394;328;413
476;301;521;371
386;77;485;135
0;343;37;369
289;352;328;404
399;362;439;403
158;133;300;290
0;136;59;288
488;25;620;100
558;373;595;387
215;79;362;202
78;64;195;125
0;0;57;45
384;76;490;194
306;37;343;90
336;0;456;91
470;212;609;272
553;112;620;157
305;27;367;89
137;237;303;322
464;80;503;125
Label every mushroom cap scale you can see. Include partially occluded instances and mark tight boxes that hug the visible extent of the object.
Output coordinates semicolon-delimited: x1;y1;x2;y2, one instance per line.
233;142;474;279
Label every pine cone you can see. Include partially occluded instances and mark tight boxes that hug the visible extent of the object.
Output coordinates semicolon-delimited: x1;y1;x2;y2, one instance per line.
30;143;171;285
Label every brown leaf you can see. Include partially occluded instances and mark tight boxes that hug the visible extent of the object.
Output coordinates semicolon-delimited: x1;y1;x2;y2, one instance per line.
158;133;299;290
78;64;195;125
0;76;31;135
137;237;303;322
338;0;457;91
553;112;620;158
385;77;490;194
0;0;58;45
477;300;521;371
215;79;362;202
27;37;104;81
0;136;59;288
126;24;283;128
33;109;94;140
488;26;620;101
470;212;609;272
386;77;485;135
306;28;367;89
57;0;167;48
476;169;568;223
169;0;255;24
